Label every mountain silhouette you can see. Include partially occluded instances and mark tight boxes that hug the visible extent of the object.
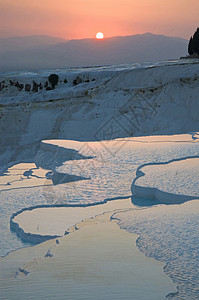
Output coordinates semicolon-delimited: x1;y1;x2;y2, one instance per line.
0;33;187;71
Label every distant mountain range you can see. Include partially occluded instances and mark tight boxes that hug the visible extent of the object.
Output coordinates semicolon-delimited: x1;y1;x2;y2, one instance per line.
0;35;67;53
0;33;188;72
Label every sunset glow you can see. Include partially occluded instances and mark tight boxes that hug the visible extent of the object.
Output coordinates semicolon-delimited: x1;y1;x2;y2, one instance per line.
0;0;199;39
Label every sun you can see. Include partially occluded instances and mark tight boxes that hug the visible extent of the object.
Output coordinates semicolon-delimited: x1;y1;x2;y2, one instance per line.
96;32;104;39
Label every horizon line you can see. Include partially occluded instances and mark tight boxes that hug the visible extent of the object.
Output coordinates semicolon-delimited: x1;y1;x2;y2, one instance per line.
0;32;188;41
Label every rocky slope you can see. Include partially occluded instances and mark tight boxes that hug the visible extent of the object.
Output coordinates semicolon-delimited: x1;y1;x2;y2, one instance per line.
0;61;199;168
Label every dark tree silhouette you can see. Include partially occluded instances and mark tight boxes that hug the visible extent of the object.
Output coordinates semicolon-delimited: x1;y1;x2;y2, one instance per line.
193;28;199;53
48;74;59;89
188;28;199;55
188;37;194;55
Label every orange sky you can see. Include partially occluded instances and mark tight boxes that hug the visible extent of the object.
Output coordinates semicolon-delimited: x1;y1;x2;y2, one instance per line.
1;0;199;39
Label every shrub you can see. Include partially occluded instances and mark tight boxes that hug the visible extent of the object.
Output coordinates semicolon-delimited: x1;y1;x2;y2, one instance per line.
73;76;82;86
48;74;59;89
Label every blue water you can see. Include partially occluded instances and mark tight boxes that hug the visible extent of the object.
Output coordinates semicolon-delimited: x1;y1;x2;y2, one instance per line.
1;138;199;257
116;200;199;300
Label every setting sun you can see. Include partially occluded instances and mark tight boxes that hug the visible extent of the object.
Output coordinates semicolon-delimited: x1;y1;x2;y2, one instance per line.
96;32;104;39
